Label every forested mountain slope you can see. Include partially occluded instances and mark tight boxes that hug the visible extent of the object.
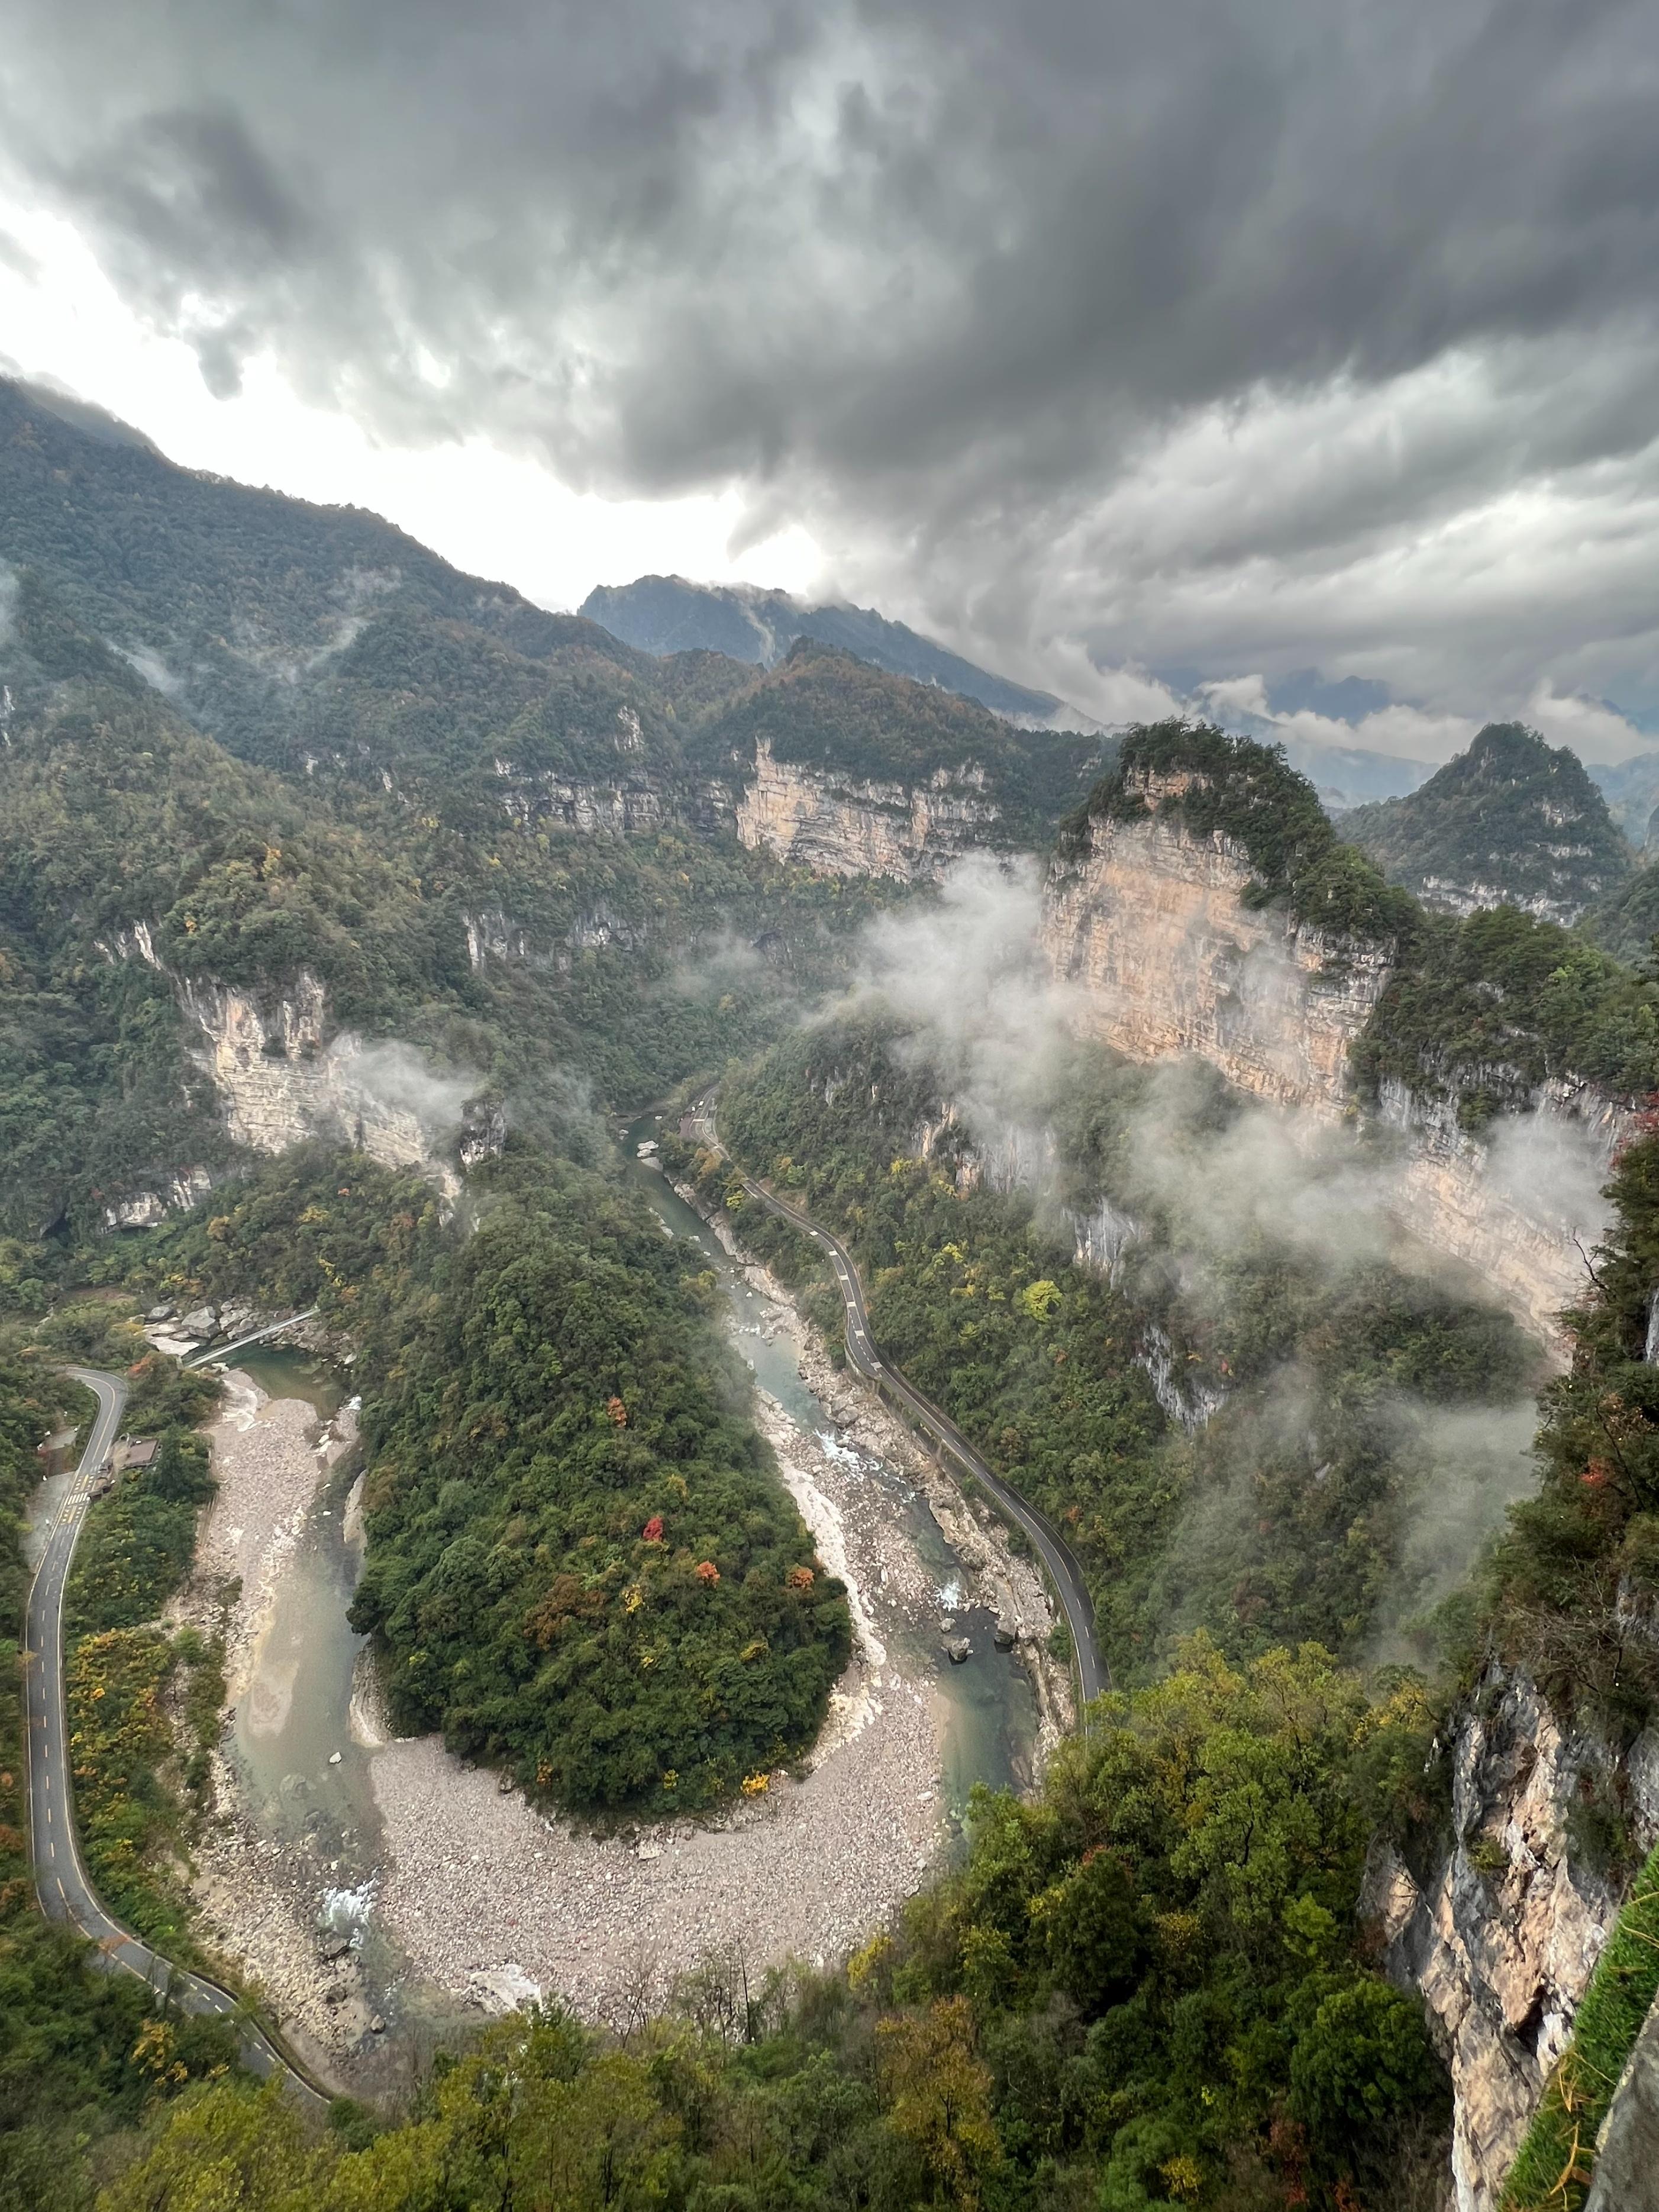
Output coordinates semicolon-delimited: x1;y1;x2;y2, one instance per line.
1341;721;1632;924
15;388;1659;2208
0;575;909;1237
705;1016;1535;1682
0;377;1099;814
580;570;1087;726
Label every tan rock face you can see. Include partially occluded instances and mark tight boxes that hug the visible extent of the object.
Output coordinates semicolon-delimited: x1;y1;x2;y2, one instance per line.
1041;808;1392;1114
1366;1672;1638;2212
1040;806;1625;1339
735;737;1002;881
1374;1078;1631;1339
179;972;459;1194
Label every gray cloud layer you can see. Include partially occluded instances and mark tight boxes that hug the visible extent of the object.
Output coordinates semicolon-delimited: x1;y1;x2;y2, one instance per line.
6;0;1659;737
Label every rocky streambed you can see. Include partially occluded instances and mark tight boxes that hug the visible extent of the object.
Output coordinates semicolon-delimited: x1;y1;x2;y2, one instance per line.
178;1121;1053;2091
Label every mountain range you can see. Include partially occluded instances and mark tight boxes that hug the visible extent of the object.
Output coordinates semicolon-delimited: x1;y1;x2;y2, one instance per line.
578;572;1091;729
1342;721;1635;926
11;373;1659;2211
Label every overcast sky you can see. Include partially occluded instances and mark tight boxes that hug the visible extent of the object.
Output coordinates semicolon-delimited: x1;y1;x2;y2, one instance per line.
5;0;1659;762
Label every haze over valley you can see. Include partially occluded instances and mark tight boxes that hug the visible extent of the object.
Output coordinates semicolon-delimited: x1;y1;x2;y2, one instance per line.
9;11;1659;2212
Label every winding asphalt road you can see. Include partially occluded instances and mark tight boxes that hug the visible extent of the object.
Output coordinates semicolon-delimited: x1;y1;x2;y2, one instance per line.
689;1102;1108;1706
25;1367;328;2107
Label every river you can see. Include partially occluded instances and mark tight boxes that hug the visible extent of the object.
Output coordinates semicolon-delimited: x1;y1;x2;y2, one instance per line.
212;1117;1037;2076
619;1110;1038;1811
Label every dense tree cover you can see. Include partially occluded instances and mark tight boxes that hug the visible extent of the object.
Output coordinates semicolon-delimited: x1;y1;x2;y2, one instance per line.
686;639;1105;839
128;1143;455;1330
0;577;907;1242
1353;907;1659;1127
1063;721;1659;1118
53;1356;228;1955
1584;863;1659;968
110;1141;853;1818
64;1369;218;1641
1343;723;1632;927
702;1014;1532;1680
347;1144;850;1813
0;373;569;765
73;1645;1442;2212
1061;719;1416;942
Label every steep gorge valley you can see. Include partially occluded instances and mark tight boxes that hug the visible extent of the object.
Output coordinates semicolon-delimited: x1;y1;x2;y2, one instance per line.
7;378;1659;2212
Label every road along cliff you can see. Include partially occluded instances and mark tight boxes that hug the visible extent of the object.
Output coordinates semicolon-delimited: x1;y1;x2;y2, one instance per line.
25;1368;327;2108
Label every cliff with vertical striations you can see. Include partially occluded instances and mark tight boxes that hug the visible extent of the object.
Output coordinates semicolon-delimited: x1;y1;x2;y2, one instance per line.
735;737;1006;881
1039;776;1629;1340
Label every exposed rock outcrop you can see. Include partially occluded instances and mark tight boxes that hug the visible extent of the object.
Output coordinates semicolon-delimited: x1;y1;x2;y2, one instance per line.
102;1166;215;1230
1041;796;1393;1115
178;974;447;1181
736;737;1003;881
1040;798;1625;1340
1367;1671;1659;2212
99;928;475;1194
1374;1077;1632;1339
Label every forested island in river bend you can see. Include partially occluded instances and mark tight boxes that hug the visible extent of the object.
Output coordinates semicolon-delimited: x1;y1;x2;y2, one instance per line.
7;378;1659;2210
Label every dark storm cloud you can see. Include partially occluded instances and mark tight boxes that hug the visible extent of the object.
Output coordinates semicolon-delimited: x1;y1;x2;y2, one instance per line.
5;0;1659;739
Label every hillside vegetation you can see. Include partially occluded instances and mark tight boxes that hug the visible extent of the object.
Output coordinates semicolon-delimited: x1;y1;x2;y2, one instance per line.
703;1014;1534;1681
0;1359;243;2212
580;570;1074;723
1343;722;1632;925
29;1622;1452;2212
687;637;1104;834
0;572;903;1237
116;1143;853;1817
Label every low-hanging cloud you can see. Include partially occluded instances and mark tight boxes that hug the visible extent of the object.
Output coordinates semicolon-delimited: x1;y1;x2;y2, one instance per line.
348;1039;476;1144
7;3;1659;735
851;852;1074;1131
837;855;1595;1647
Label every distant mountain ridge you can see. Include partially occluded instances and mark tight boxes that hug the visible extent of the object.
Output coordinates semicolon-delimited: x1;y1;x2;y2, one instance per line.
1342;721;1633;925
579;572;1099;732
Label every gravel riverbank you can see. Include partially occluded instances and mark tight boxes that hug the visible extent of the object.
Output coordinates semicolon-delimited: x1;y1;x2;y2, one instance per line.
682;1181;1072;1744
368;1356;950;2021
367;1215;1064;2027
173;1178;1066;2060
177;1373;374;2080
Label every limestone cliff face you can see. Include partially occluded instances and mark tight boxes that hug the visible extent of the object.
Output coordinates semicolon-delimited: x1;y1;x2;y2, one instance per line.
1041;798;1393;1114
178;972;448;1179
1375;1078;1633;1340
736;737;1003;880
103;1168;214;1231
99;928;476;1195
1039;799;1625;1340
1367;1671;1659;2212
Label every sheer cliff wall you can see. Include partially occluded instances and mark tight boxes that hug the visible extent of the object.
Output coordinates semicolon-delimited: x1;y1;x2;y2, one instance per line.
1039;804;1627;1340
96;925;467;1204
735;737;1005;880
